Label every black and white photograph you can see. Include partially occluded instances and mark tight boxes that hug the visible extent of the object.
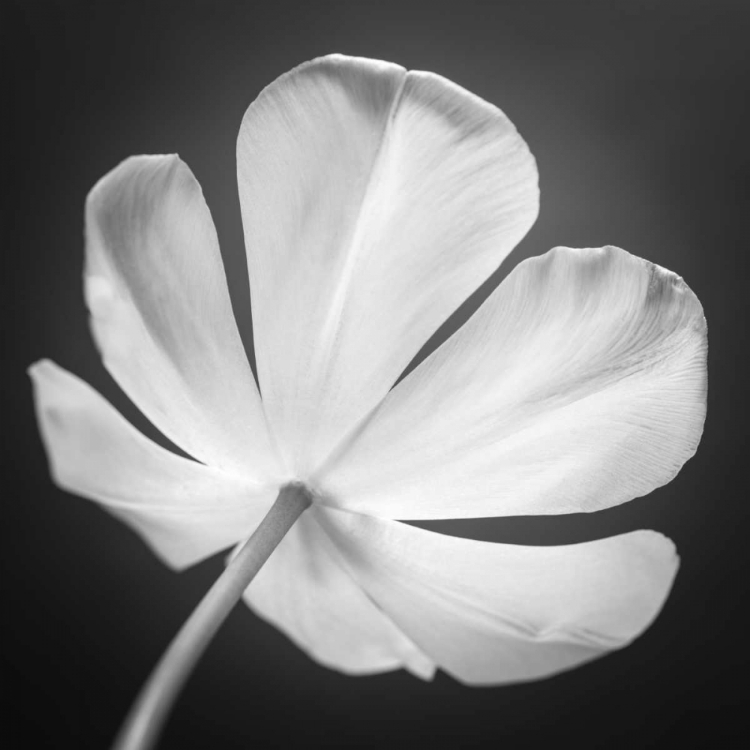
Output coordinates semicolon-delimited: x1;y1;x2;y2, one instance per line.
5;1;749;748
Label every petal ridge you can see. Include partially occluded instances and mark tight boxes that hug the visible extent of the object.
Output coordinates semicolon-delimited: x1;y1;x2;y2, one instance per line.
238;53;539;476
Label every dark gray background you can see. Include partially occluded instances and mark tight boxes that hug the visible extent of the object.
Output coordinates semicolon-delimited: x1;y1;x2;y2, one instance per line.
5;1;749;747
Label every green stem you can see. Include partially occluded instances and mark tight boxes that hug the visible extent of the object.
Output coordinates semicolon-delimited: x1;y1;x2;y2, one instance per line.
111;483;312;750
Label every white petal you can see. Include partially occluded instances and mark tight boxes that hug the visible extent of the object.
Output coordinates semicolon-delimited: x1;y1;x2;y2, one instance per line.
317;246;707;519
316;507;679;685
239;511;434;679
30;360;275;569
85;154;282;479
238;54;538;476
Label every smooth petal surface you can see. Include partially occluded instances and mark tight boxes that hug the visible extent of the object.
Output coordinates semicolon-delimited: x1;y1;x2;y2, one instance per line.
238;54;538;476
316;507;679;685
317;246;707;519
85;155;281;479
30;360;275;569
239;512;435;679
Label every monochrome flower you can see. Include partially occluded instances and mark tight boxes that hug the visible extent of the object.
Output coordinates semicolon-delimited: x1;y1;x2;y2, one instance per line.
30;54;707;685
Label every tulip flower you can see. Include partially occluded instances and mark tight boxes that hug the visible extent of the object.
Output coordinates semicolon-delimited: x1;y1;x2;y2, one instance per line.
29;54;707;749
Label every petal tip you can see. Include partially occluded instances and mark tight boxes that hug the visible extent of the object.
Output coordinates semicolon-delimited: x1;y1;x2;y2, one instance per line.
632;529;680;566
27;358;54;380
86;153;185;207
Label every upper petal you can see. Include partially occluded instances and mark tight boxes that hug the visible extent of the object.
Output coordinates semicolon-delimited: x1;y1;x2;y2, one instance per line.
238;512;434;679
85;154;282;479
238;54;538;476
30;360;275;569
317;246;707;518
316;507;679;685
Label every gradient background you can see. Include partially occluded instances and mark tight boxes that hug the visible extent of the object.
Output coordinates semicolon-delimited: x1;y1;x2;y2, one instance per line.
5;1;749;747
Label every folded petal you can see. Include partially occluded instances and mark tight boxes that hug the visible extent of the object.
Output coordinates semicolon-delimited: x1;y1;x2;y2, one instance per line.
239;512;435;679
85;155;281;479
30;360;275;569
238;53;538;475
317;246;707;519
315;507;679;685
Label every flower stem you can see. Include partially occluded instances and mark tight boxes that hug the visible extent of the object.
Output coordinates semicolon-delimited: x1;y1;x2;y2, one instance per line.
111;482;312;750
